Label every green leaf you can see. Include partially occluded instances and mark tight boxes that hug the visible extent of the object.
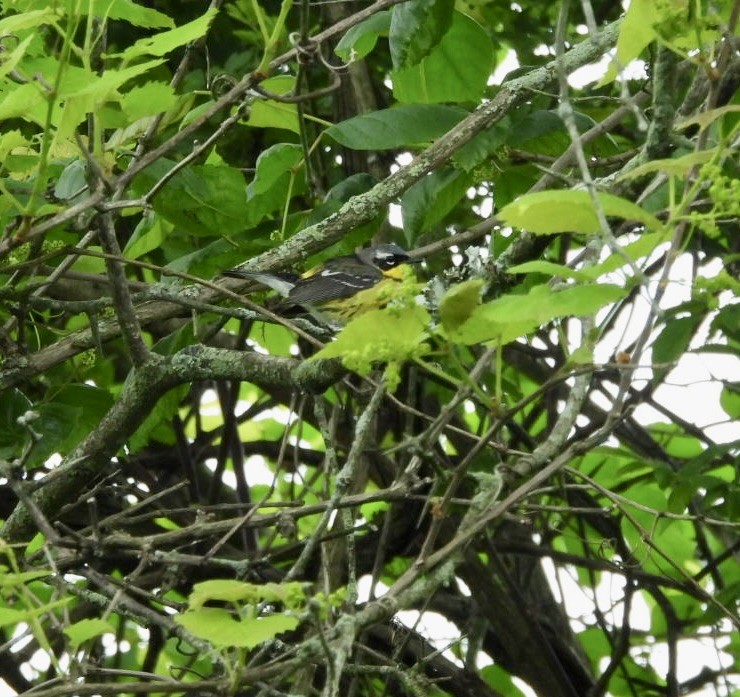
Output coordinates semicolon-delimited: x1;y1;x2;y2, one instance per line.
439;280;484;332
499;190;663;234
506;260;590;282
392;12;493;104
0;9;56;34
583;231;670;278
188;580;307;610
123;212;172;259
448;283;626;345
401;168;471;243
0;389;33;460
246;76;299;133
59;60;165;101
131;159;247;237
677;105;740;132
312;305;432;386
120;82;178;121
95;0;175;28
64;619;114;649
0;34;33;82
54;160;87;201
719;383;740;420
21;385;115;469
598;0;663;86
246;143;303;225
0;82;46;124
618;150;717;181
481;664;527;697
389;0;454;69
652;316;700;377
118;8;218;60
326;104;467;150
0;608;26;628
248;144;302;197
451;119;510;171
176;607;300;649
620;483;695;580
128;384;188;452
335;11;391;62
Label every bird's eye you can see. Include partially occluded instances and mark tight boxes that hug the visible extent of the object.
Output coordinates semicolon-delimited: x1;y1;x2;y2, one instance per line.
375;253;408;269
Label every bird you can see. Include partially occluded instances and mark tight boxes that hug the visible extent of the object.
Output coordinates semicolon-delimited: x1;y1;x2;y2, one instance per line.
223;243;413;324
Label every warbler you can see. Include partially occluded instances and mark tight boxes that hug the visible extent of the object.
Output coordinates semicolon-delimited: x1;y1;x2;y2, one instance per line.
224;243;413;324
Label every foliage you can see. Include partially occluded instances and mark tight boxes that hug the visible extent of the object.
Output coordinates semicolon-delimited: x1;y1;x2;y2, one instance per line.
0;0;738;696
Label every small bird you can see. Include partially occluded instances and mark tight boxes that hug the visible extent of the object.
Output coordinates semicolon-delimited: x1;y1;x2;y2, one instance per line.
223;243;413;324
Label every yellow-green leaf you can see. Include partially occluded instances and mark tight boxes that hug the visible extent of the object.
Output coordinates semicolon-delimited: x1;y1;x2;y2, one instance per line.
439;279;483;332
499;190;662;234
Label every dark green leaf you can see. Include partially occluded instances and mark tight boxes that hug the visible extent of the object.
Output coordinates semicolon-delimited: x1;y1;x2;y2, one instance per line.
392;12;493;104
326;104;467;150
652;316;701;378
451;119;510;171
401;168;471;243
389;0;454;70
131;159;247;237
0;389;33;460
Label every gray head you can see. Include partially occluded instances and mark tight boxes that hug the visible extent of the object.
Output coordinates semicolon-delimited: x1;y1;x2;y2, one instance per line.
357;243;410;271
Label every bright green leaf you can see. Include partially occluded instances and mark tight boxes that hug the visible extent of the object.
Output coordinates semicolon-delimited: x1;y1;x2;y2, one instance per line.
64;619;115;648
0;82;46;124
121;82;178;121
123;212;172;259
499;190;663;234
188;580;307;611
176;607;300;648
118;8;217;60
720;383;740;420
506;260;590;282
583;231;670;278
677;105;740;132
0;34;34;82
448;283;626;345
96;0;175;28
0;10;56;34
247;76;299;133
248;144;302;197
0;608;26;628
598;0;662;86
312;305;431;382
618;150;717;181
246;143;303;225
335;11;391;62
439;280;484;332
